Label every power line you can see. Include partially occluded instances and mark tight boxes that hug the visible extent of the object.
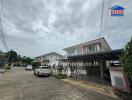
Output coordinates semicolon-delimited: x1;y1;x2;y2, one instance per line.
0;0;9;50
0;24;8;51
102;0;111;33
1;0;7;38
106;27;132;38
0;31;8;50
0;0;5;39
100;0;105;37
0;23;8;50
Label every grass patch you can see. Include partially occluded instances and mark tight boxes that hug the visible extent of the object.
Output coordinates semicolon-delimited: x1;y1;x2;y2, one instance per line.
52;73;67;79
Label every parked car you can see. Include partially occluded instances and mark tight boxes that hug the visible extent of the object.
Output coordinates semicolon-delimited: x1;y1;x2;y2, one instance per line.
0;67;5;73
34;65;51;76
25;65;33;70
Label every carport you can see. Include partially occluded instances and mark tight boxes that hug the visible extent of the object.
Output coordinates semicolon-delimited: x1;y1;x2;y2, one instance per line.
67;49;124;78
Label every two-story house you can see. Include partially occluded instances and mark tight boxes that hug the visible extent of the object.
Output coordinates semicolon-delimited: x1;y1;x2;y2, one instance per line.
63;37;114;79
63;37;111;57
34;52;63;63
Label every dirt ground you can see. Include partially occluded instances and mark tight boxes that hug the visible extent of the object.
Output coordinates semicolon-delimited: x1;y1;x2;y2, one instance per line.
0;67;120;100
62;78;117;98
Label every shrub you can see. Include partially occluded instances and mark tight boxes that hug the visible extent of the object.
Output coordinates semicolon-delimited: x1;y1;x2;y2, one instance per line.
121;37;132;76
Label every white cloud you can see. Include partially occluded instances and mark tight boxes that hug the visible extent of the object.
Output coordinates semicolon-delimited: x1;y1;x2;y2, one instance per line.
0;0;131;57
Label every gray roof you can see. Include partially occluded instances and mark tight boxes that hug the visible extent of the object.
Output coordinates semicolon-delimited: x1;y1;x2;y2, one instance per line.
63;37;111;50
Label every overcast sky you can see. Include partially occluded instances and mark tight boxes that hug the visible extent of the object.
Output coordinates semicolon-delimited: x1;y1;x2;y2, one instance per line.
0;0;132;57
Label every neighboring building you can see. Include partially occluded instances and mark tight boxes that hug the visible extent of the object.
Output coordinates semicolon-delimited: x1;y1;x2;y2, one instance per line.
0;53;8;67
34;52;63;63
63;37;111;57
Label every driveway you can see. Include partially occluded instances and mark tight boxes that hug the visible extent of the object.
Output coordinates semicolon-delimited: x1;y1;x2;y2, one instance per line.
0;67;119;100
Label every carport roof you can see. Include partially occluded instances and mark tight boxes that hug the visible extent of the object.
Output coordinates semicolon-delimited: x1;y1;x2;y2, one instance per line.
68;49;124;61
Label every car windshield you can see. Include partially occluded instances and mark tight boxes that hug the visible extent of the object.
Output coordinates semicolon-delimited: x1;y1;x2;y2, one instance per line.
27;65;32;67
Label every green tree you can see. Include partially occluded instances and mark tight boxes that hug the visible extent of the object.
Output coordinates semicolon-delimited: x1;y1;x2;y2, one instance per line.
21;56;27;64
21;56;33;65
121;37;132;76
7;50;18;62
17;55;21;62
26;57;33;64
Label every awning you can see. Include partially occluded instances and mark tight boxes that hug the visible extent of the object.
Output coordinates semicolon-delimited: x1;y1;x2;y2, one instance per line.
68;49;124;61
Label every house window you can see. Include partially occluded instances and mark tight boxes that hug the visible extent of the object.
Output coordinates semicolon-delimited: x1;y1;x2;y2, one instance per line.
69;50;75;56
76;48;82;55
95;44;100;52
89;45;95;53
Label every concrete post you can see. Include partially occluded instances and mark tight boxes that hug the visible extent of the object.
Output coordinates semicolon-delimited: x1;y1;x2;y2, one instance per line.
100;60;104;78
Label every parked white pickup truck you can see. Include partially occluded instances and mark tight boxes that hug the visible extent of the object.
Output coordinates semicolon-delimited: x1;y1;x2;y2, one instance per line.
34;65;51;76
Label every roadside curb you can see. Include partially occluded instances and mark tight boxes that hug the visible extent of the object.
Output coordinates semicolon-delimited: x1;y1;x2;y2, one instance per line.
62;78;120;99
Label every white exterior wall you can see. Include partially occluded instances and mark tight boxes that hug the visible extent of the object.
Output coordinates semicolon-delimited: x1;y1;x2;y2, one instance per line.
110;71;124;86
110;68;131;92
65;43;101;56
64;38;111;57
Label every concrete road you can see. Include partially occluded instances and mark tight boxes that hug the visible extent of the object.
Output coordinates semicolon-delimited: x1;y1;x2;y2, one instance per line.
0;67;119;100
